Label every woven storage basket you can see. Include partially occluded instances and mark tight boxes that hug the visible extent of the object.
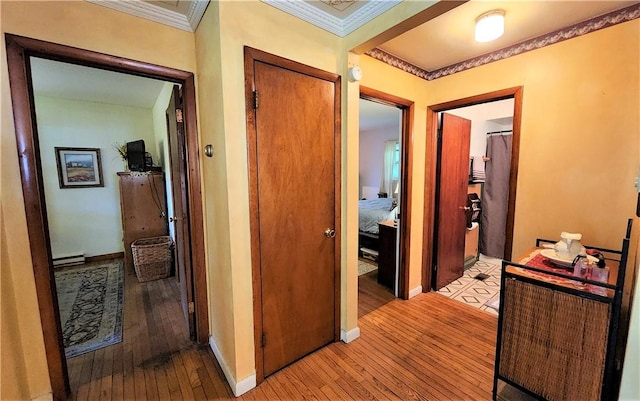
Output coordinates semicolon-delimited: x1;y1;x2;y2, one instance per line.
131;236;173;282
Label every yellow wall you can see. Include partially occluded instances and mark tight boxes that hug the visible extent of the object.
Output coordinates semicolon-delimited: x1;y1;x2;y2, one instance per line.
0;1;197;399
3;0;638;398
425;19;639;257
361;19;639;275
193;0;442;383
358;19;639;399
195;0;342;383
1;210;31;401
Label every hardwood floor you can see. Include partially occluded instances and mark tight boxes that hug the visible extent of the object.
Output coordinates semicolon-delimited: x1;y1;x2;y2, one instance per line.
67;263;505;401
358;270;395;318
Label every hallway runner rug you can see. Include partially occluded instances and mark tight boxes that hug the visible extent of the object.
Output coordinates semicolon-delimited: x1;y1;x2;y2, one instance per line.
55;261;124;358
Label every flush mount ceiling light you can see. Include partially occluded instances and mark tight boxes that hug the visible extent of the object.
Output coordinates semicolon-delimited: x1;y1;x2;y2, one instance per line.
475;10;505;42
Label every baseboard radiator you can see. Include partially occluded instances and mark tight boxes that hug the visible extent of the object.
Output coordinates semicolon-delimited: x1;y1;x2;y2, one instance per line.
53;254;85;268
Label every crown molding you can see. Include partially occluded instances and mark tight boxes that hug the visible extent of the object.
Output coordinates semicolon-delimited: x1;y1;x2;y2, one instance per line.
86;0;209;32
368;3;640;81
262;0;401;37
262;0;343;35
187;0;210;31
342;0;402;36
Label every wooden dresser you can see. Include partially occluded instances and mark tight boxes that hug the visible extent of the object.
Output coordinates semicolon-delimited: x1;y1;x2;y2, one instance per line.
117;172;168;272
377;220;397;291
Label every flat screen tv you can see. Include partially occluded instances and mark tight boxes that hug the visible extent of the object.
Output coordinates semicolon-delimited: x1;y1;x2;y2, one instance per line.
126;140;146;171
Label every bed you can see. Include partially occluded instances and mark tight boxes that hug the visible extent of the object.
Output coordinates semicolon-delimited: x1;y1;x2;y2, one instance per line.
358;198;397;255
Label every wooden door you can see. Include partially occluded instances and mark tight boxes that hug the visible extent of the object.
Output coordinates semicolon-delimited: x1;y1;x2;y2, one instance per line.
434;113;471;290
165;85;195;338
247;50;340;378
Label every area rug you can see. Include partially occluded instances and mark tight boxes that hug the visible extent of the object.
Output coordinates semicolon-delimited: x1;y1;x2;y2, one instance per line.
358;260;378;276
54;261;124;358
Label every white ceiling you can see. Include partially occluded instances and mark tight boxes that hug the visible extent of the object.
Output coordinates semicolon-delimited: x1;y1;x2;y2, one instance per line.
30;58;167;108
359;99;401;132
378;0;637;72
41;1;637;112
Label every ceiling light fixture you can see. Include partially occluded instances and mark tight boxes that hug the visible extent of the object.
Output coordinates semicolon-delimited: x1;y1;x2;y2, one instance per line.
475;10;505;43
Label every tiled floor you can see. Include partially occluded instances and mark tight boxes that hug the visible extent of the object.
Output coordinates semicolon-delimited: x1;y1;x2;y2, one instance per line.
437;254;502;316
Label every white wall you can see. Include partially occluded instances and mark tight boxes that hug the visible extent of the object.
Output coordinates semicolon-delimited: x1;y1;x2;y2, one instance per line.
359;99;401;198
35;96;157;258
359;128;397;197
447;99;514;173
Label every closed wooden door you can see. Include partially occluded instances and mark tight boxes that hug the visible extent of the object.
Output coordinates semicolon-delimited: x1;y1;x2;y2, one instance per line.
434;113;471;290
246;48;340;379
165;84;195;338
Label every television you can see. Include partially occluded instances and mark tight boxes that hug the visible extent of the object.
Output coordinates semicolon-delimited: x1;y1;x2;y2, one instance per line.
126;140;146;171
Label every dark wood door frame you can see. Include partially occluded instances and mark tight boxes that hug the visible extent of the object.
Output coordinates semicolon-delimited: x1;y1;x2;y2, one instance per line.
244;46;341;384
5;34;209;401
359;86;414;299
422;87;523;292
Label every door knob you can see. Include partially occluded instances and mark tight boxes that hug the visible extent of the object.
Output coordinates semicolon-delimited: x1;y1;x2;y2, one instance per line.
324;228;336;238
459;206;471;211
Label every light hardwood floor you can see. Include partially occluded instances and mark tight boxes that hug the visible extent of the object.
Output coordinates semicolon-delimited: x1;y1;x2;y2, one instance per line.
67;266;502;401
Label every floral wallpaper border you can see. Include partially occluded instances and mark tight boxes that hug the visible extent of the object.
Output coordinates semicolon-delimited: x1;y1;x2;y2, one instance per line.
365;4;640;81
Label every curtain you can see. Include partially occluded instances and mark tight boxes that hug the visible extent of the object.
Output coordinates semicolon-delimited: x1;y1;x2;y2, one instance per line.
379;140;397;196
479;133;512;259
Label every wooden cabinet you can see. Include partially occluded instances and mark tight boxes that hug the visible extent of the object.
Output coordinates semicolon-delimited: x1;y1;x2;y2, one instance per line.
118;172;168;272
377;220;397;291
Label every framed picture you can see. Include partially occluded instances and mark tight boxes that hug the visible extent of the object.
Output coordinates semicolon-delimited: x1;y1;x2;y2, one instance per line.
55;147;104;188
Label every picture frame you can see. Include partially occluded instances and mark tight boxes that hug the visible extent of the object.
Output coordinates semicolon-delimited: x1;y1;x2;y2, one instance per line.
55;147;104;189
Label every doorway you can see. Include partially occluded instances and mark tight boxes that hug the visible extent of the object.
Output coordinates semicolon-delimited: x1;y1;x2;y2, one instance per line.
5;34;208;400
422;87;523;293
357;97;401;314
359;86;414;300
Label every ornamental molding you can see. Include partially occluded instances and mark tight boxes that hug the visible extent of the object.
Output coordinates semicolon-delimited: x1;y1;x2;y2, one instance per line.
262;0;401;37
366;4;640;81
87;0;209;32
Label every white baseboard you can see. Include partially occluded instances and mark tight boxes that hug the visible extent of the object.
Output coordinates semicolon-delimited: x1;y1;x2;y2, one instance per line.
408;285;423;299
32;393;52;401
209;336;256;396
340;327;360;343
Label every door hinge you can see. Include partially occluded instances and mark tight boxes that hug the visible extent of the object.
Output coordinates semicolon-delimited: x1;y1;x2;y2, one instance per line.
253;90;259;109
188;301;195;314
261;333;266;348
176;108;183;123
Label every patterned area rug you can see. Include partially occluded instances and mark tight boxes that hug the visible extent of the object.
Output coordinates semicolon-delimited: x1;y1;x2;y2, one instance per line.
437;258;501;316
55;261;124;358
358;259;378;276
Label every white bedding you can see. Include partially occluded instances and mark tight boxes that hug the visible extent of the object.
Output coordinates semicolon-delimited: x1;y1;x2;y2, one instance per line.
358;198;397;235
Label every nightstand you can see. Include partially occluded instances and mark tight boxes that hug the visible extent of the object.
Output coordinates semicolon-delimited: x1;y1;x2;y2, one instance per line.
377;220;397;290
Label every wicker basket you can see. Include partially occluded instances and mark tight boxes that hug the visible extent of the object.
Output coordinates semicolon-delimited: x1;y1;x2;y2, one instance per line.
131;236;173;282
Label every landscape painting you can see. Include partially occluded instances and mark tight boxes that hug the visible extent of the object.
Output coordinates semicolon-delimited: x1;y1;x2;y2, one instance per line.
55;147;104;188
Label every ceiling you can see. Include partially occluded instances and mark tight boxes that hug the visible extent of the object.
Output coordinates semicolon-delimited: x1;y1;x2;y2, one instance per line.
377;0;637;72
30;58;167;108
39;1;637;110
359;99;401;132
